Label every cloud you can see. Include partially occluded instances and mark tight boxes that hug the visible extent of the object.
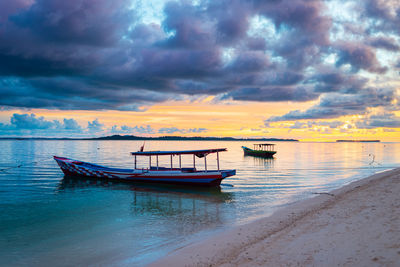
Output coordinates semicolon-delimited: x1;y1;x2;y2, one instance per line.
61;118;82;130
0;77;170;110
223;86;318;102
162;1;215;48
226;51;270;73
0;0;398;129
111;125;155;134
364;0;400;35
311;71;367;93
368;37;400;51
0;113;83;136
10;113;54;129
279;120;345;129
0;113;209;137
266;87;396;122
87;119;104;132
188;128;207;133
335;42;387;73
158;127;207;134
10;0;132;46
355;113;400;129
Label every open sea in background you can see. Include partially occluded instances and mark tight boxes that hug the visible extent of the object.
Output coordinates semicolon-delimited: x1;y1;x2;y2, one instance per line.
0;140;399;266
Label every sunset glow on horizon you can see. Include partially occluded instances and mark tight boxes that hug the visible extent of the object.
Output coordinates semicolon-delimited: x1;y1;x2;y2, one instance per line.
0;0;399;141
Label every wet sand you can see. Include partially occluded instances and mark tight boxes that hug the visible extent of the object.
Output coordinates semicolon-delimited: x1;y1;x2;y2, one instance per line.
149;168;400;266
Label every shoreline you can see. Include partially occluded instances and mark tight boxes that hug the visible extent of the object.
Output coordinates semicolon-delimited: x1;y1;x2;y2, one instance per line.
149;168;400;266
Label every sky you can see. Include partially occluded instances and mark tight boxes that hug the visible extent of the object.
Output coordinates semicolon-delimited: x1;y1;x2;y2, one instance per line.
0;0;399;141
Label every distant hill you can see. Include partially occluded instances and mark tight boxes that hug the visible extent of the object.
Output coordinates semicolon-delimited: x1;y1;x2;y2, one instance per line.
0;135;299;142
90;135;299;142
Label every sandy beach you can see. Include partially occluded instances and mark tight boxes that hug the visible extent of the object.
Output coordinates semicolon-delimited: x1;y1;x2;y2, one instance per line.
149;168;400;266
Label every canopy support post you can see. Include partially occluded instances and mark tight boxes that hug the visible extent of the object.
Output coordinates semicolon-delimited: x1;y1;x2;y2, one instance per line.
217;151;220;171
170;155;173;169
156;155;159;170
179;155;182;169
149;156;151;170
193;154;196;169
134;155;137;169
204;155;207;172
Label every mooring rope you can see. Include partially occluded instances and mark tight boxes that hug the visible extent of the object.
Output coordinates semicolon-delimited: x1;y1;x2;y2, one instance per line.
0;157;54;173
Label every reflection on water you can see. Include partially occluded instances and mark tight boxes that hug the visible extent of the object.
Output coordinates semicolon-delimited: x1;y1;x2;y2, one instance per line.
58;176;233;201
244;155;275;168
58;176;233;217
0;140;400;266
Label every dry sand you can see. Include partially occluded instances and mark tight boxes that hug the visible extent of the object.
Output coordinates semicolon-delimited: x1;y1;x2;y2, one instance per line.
149;168;400;266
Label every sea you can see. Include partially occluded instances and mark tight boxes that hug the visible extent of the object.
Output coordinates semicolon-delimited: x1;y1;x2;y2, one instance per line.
0;140;399;266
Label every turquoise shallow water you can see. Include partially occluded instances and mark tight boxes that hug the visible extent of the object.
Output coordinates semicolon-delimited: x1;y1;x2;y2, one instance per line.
0;140;399;266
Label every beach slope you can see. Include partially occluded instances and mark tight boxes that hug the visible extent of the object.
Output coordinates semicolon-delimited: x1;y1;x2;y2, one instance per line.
149;168;400;266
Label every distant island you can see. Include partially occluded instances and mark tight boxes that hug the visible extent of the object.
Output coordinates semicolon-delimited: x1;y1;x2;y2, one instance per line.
336;140;380;142
0;135;299;142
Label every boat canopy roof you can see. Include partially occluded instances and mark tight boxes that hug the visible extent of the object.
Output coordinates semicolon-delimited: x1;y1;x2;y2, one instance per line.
131;148;227;156
254;143;275;146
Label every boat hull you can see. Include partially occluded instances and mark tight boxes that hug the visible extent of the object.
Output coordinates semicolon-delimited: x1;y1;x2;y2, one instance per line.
54;156;235;187
242;146;276;158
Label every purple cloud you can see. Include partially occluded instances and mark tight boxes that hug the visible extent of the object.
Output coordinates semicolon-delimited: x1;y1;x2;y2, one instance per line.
111;125;155;134
0;0;398;127
335;42;387;73
223;86;318;102
368;37;400;51
158;127;207;134
11;0;132;46
266;87;396;122
355;113;400;129
311;71;367;93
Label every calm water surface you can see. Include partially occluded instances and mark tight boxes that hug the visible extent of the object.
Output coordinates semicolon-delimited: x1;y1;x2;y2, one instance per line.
0;140;399;266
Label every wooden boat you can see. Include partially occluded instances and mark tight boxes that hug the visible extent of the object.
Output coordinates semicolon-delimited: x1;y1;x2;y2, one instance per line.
241;143;276;158
54;148;236;186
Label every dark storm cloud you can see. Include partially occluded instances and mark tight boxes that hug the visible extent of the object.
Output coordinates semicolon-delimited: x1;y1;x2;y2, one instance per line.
254;0;331;43
368;37;400;52
223;86;318;102
0;0;132;78
226;52;270;73
355;113;400;129
364;0;400;35
162;1;215;48
11;0;132;46
311;71;367;93
0;77;170;110
246;37;267;51
210;1;252;45
0;0;32;23
266;87;396;122
335;42;387;73
252;0;331;68
0;0;398;118
284;120;344;129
